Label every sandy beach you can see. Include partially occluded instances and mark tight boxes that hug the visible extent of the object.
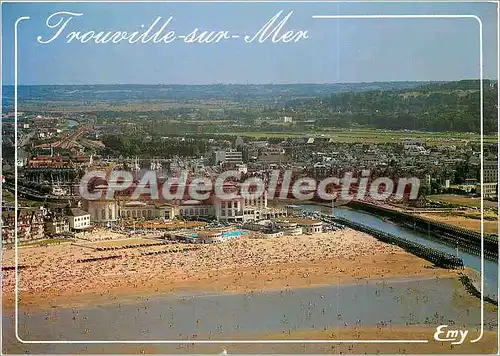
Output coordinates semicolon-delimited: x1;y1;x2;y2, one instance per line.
166;327;498;354
5;328;496;354
2;228;457;310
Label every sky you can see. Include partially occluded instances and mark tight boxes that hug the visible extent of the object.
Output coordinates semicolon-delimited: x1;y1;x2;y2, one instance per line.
1;1;498;85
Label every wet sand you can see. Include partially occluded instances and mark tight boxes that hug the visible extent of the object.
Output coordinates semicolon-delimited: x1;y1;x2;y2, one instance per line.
200;327;498;354
4;275;497;354
3;228;457;310
4;328;497;354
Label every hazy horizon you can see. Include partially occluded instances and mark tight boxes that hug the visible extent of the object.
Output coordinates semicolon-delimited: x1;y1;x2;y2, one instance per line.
2;78;496;87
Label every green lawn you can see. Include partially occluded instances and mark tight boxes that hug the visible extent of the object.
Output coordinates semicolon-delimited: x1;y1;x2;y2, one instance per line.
427;194;498;209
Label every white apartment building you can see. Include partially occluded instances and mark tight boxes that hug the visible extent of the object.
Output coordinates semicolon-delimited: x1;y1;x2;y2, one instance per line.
67;208;91;230
213;150;243;166
476;182;498;198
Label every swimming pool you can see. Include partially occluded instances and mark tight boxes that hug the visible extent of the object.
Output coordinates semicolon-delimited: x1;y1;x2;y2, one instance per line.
185;230;246;239
222;230;246;238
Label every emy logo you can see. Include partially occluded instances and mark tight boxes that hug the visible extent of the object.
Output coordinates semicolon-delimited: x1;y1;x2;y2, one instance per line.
433;325;469;345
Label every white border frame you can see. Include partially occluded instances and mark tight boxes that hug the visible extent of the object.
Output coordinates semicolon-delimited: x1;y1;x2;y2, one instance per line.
1;0;494;347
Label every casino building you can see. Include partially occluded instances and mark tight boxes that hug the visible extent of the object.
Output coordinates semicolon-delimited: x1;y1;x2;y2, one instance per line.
81;178;286;225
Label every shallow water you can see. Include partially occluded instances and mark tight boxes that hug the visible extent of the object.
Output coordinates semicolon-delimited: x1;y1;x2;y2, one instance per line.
298;204;498;299
3;277;497;354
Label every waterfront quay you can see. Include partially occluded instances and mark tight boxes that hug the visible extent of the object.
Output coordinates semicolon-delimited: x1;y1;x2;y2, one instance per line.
347;200;498;261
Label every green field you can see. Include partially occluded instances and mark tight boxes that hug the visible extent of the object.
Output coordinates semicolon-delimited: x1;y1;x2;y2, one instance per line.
217;129;497;145
427;194;498;209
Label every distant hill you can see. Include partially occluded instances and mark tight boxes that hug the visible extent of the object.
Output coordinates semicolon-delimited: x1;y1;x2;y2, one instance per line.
2;81;432;109
285;80;498;134
2;80;497;134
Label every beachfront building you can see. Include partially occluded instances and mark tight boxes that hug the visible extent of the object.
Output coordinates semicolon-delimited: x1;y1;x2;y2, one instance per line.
158;203;176;219
84;199;119;224
1;208;46;244
81;182;285;224
242;221;267;232
213;195;245;222
119;202;176;221
258;206;288;220
299;219;323;233
277;218;322;234
67;208;91;230
242;190;267;220
263;230;284;238
214;188;287;223
178;200;214;218
119;201;156;220
276;220;303;235
196;229;225;243
85;199;177;223
45;215;70;235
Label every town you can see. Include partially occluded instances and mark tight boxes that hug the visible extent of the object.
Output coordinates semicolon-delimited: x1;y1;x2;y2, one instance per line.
1;81;498;354
2;0;500;352
2;101;497;244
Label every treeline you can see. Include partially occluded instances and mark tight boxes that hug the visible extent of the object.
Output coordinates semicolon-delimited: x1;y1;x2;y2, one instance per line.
286;80;498;133
3;81;426;103
101;135;210;158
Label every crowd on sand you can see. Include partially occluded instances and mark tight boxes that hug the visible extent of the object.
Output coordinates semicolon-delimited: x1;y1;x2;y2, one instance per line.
2;227;455;309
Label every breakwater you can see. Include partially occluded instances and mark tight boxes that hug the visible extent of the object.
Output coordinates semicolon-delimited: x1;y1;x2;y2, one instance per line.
347;201;498;261
332;216;464;269
459;274;498;306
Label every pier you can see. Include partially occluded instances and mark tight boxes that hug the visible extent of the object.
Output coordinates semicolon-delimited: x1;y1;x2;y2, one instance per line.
320;215;464;270
347;201;498;261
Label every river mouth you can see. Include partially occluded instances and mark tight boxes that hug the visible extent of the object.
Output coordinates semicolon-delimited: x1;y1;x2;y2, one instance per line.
296;204;498;299
3;276;497;354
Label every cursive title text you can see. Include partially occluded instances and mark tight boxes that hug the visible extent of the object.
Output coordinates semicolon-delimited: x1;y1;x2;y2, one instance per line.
36;10;309;45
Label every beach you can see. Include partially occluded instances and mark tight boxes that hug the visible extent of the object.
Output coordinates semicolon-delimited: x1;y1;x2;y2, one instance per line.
2;228;457;310
4;328;497;354
4;275;497;354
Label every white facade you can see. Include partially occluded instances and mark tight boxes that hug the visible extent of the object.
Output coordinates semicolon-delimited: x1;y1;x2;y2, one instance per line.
67;209;91;230
301;221;323;234
119;201;156;220
179;203;213;218
476;183;498;198
85;199;175;222
242;190;268;221
214;191;287;222
197;230;224;243
214;196;245;222
214;150;243;166
85;200;119;223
